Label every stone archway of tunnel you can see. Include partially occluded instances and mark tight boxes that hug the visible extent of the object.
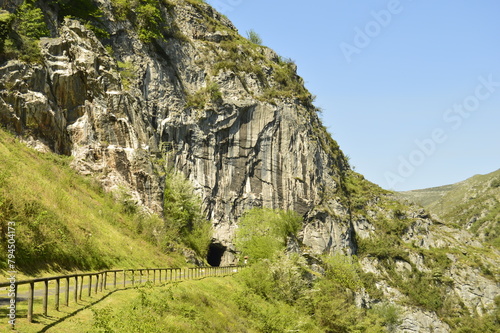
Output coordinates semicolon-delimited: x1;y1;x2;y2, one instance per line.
207;242;227;267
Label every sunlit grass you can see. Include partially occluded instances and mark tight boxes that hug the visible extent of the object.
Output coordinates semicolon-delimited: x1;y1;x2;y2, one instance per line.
0;128;185;276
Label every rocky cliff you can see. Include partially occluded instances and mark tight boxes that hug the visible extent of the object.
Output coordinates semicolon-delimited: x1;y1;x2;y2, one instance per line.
0;1;498;331
0;0;354;263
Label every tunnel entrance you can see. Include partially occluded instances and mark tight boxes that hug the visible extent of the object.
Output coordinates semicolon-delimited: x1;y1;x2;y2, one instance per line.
207;243;226;267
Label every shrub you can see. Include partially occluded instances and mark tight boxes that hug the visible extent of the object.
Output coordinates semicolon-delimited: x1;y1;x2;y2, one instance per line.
234;208;302;261
16;1;49;39
322;254;363;290
371;302;402;332
268;253;309;303
0;11;13;53
246;29;262;45
137;2;164;42
117;60;136;90
111;0;165;43
186;81;222;109
163;171;212;257
55;0;103;21
112;0;130;21
17;36;43;63
1;1;50;63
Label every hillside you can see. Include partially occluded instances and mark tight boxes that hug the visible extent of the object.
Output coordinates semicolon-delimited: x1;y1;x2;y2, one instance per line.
0;127;186;275
0;1;499;332
399;169;500;249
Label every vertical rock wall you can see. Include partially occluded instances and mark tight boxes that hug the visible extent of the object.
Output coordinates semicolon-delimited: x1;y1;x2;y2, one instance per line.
0;2;354;262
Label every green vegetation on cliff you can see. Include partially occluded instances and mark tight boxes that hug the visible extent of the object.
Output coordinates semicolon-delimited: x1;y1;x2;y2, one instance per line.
0;128;201;275
0;1;48;63
399;169;500;249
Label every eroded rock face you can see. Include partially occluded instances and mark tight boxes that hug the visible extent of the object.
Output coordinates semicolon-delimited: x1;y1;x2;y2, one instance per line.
0;2;352;261
398;308;451;333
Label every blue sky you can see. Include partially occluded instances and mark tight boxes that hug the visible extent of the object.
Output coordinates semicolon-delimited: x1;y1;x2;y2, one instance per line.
206;0;500;191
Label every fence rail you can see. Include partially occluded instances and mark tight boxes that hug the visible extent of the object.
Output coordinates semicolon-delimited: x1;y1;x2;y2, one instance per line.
1;266;240;324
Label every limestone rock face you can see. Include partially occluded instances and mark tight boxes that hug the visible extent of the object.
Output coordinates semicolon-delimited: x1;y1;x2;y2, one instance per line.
1;18;164;211
398;309;451;333
0;2;350;258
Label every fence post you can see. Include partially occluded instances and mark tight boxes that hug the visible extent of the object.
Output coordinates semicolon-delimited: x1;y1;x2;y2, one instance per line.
27;282;34;323
74;276;78;303
94;274;99;294
114;271;117;289
153;269;156;284
132;270;135;286
79;276;83;300
65;277;70;306
88;275;92;297
43;280;48;316
159;269;162;283
55;278;60;311
123;270;126;288
100;273;104;292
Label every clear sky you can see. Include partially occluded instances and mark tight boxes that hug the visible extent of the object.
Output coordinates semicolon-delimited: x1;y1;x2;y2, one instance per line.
206;0;500;191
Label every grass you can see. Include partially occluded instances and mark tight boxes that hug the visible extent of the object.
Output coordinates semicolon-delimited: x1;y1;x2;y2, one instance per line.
0;268;233;332
399;168;500;249
1;274;320;333
0;128;185;276
66;276;319;333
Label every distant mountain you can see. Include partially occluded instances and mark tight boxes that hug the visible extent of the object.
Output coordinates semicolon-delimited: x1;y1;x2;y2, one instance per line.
398;169;500;248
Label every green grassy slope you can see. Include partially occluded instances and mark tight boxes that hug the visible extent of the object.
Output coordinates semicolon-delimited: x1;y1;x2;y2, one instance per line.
0;128;185;276
399;169;500;248
9;276;321;333
398;184;458;207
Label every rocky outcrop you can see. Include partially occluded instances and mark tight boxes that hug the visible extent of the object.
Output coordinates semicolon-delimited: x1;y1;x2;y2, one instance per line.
0;1;352;261
0;18;164;211
398;308;451;333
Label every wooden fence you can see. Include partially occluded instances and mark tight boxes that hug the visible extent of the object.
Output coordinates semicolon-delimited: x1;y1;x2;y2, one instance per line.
0;266;240;324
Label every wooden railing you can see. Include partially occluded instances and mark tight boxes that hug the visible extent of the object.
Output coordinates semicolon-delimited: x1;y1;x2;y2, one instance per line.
0;266;240;324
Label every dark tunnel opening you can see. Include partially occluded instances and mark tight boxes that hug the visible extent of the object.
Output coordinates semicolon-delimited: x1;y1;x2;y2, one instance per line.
207;243;226;267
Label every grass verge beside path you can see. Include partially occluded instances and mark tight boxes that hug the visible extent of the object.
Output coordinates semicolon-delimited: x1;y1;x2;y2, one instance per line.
2;275;320;333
